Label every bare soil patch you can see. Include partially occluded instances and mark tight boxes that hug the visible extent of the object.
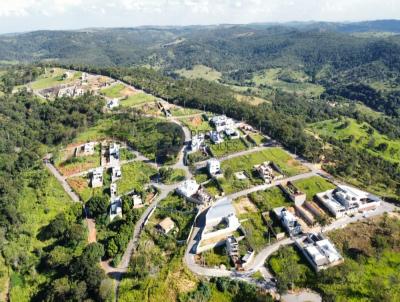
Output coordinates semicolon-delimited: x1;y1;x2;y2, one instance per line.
234;197;257;215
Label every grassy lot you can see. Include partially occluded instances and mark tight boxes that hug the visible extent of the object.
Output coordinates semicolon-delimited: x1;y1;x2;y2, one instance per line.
120;92;156;107
180;115;212;133
209;139;249;158
309;118;400;164
176;65;222;81
170;107;203;117
252;68;324;97
235;94;269;106
29;68;82;90
7;173;75;301
120;148;136;161
219;177;254;195
292;176;336;200
204;179;223;197
203;246;232;268
239;212;269;252
187;150;210;164
55;149;101;177
162;168;186;185
117;161;157;195
67;176;103;202
248;187;292;212
247;133;267;146
101;83;126;98
72;118;115;143
221;147;308;177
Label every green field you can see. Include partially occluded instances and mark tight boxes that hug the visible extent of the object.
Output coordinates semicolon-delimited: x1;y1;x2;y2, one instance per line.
176;65;222;81
248;187;292;212
221;147;308;177
203;246;232;268
170;107;203;117
252;68;325;97
117;161;157;194
29;68;81;90
120;92;156;107
101;83;126;98
209;139;249;157
73;118;115;143
292;176;336;200
67;176;103;202
180;116;212;132
248;133;267;145
309;118;400;163
7;173;75;301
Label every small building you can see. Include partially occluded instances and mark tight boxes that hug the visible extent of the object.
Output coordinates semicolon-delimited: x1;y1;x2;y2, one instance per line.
280;181;307;205
191;134;205;152
111;165;122;182
109;143;120;166
273;207;302;236
90;167;103;188
110;197;122;221
316;185;381;218
157;217;175;234
110;183;117;198
295;233;343;271
254;161;283;184
224;128;240;139
226;236;240;266
207;158;221;176
82;142;95;155
132;194;143;207
210;131;224;144
107;98;119;109
210;115;235;133
176;179;200;199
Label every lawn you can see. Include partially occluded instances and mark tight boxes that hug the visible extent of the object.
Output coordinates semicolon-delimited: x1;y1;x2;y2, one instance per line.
221;147;308;177
72;118;115;143
248;187;292;212
120;92;156;107
7;173;75;301
176;65;222;81
292;176;336;200
180;115;212;133
117;161;157;195
309;118;400;164
101;83;126;98
209;138;249;158
248;133;267;146
29;68;82;90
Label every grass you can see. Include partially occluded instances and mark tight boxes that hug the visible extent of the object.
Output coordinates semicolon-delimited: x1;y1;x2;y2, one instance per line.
163;168;186;185
176;65;222;81
209;139;249;157
73;118;115;143
252;68;325;97
235;94;269;106
180;116;212;133
120;92;156;107
239;212;269;252
203;246;232;268
67;176;103;202
117;162;157;195
248;187;292;212
101;83;126;98
55;151;101;177
7;173;74;301
248;133;267;145
221;147;308;177
309;117;400;164
292;176;336;200
170;107;203;117
29;68;81;90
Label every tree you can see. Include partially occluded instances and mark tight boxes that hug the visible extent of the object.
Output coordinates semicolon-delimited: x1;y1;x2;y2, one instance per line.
224;167;234;180
87;195;109;218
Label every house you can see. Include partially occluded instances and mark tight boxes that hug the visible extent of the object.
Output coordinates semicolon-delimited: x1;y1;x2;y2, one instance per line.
273;207;302;236
157;217;175;234
226;236;240;266
110;183;117;198
111;165;122;182
176;179;200;199
207;158;221;176
107;98;119;109
192;188;213;205
224;128;240;139
83;142;95;155
295;233;343;271
210;115;235;133
109;143;120;166
316;185;381;218
254;161;283;184
210;131;224;144
90;167;103;188
110;197;122;221
191;134;205;152
132;194;143;207
280;181;307;205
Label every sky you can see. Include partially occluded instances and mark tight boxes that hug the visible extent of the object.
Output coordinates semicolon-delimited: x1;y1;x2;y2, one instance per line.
0;0;399;33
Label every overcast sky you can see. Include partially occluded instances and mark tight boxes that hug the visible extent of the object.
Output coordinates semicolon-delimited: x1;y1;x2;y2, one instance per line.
0;0;398;33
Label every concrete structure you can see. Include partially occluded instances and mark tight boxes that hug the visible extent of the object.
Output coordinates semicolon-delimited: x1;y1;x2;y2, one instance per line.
242;249;255;269
176;179;200;199
132;194;143;207
109;143;120;166
80;142;95;155
110;197;122;221
226;236;240;267
295;233;343;271
110;183;117;198
111;165;122;182
254;161;283;184
273;207;302;236
107;98;119;109
207;158;221;176
210;131;224;144
157;217;175;234
316;185;381;218
280;181;307;205
210;115;235;133
90;167;103;188
224;128;240;139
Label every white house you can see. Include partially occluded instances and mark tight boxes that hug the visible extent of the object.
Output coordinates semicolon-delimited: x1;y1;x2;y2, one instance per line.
210;131;224;144
316;185;381;218
83;142;95;155
110;197;122;222
224;128;240;139
109;143;120;166
207;158;221;176
157;217;175;234
176;179;200;198
110;183;117;198
273;207;302;236
111;165;122;182
107;98;119;109
132;194;143;207
191;134;205;152
211;115;235;133
90;167;103;188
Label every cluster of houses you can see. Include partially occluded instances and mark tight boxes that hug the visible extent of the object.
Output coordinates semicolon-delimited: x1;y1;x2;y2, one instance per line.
209;115;240;145
176;179;213;205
